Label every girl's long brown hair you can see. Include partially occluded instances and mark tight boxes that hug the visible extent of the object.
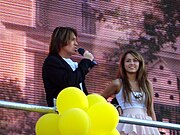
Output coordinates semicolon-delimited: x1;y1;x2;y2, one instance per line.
117;50;152;116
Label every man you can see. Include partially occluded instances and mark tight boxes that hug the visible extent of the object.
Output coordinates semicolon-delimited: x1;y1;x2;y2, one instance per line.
42;27;95;107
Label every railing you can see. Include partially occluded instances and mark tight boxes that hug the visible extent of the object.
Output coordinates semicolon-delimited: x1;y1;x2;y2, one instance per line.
0;100;180;131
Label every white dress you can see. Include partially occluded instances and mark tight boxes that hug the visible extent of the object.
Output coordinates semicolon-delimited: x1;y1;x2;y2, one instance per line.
115;88;160;135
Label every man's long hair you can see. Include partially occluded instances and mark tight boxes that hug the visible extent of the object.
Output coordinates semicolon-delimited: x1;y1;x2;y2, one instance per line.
117;49;152;116
49;27;77;55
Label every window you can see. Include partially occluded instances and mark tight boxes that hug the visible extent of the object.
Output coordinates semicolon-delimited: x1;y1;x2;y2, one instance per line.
167;80;172;85
170;95;174;100
155;93;159;98
82;2;96;34
153;77;157;82
159;65;164;70
177;77;180;90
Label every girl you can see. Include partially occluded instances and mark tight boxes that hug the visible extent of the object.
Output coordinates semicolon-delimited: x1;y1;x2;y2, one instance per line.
102;50;160;135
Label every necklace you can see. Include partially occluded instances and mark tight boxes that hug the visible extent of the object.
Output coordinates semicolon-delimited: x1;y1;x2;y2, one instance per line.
131;88;143;101
129;80;137;84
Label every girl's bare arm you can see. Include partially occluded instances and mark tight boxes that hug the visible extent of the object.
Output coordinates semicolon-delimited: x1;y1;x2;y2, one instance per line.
101;79;121;99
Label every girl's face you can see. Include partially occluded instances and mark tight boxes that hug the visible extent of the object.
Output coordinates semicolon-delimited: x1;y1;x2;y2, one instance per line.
124;53;140;74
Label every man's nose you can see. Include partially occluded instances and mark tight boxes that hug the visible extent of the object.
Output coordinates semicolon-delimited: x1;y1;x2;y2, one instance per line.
75;40;78;45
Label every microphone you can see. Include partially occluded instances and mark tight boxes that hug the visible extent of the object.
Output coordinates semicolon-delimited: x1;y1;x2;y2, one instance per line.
77;48;97;65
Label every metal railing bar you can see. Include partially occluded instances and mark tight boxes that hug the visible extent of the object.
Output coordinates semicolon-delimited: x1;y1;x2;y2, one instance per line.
0;100;55;113
119;117;180;130
0;100;179;130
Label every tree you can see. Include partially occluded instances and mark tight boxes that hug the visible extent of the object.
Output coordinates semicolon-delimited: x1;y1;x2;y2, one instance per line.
102;0;180;63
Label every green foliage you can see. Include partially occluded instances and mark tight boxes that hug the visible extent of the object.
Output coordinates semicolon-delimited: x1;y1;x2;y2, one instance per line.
104;0;179;63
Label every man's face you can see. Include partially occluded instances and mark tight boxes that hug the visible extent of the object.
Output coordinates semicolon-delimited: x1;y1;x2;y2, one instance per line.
60;33;78;58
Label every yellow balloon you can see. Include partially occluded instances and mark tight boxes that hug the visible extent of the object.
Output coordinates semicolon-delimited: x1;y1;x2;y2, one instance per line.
56;87;88;114
87;131;103;135
87;93;107;108
35;113;61;135
87;102;119;134
102;129;120;135
59;108;90;135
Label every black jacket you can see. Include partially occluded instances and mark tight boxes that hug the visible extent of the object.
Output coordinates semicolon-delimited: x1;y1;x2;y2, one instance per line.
42;53;94;107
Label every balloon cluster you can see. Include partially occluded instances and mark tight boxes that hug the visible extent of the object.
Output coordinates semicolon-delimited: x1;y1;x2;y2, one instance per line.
35;87;120;135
